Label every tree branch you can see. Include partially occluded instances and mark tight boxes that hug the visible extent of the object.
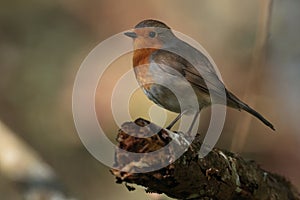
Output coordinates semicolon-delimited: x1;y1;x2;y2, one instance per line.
111;118;299;200
0;121;76;200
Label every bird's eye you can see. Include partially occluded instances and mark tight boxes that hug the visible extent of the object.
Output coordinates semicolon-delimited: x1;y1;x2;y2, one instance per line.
148;31;156;38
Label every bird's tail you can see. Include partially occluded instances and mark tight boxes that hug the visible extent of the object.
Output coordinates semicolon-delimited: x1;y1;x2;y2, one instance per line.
227;91;275;131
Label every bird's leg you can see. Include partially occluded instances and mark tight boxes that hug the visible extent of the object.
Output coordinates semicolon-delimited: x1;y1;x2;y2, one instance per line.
186;110;200;136
185;110;200;153
166;111;187;130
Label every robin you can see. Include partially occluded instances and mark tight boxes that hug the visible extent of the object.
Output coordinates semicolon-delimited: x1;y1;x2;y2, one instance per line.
124;19;275;131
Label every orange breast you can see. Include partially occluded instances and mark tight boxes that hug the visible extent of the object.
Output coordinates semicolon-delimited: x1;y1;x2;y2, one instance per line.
133;48;158;90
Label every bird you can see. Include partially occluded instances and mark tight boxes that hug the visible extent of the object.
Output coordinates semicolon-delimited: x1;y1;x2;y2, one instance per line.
124;19;275;132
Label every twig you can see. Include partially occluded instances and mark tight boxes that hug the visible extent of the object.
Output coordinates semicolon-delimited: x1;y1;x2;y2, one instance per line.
231;0;274;152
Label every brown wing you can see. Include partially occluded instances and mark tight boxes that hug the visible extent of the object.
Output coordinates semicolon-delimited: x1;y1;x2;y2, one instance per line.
150;49;275;130
150;49;227;99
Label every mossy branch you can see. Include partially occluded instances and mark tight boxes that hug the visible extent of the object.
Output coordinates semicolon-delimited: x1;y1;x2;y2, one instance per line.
111;118;299;200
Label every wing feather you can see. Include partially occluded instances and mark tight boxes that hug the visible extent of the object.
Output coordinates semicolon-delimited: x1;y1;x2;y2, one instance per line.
150;49;226;100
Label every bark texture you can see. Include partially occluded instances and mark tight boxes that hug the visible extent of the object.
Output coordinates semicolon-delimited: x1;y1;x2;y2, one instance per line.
110;118;299;200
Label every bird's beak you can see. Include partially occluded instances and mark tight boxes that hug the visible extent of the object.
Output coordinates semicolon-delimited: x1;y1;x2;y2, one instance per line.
124;31;137;38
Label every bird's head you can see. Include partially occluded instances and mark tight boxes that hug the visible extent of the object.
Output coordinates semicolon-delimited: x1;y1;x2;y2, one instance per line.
124;19;175;49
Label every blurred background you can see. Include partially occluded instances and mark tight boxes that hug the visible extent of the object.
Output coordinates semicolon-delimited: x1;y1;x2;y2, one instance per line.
0;0;300;199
